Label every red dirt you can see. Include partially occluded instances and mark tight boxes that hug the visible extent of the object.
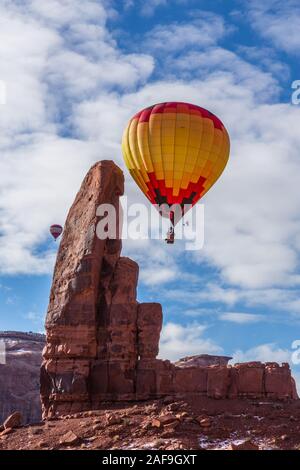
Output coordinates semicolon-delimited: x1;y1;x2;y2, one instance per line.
1;395;300;451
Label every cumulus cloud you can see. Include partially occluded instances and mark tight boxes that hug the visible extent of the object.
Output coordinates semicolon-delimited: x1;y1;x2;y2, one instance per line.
158;322;223;361
161;283;300;321
126;0;168;17
170;47;279;99
232;343;291;364
139;267;177;286
143;13;226;52
0;0;154;275
219;312;264;324
23;310;45;333
162;283;246;307
248;0;300;55
123;0;196;17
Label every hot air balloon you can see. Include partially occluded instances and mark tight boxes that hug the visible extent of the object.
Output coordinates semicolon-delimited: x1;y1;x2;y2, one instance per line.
50;224;63;241
122;102;230;243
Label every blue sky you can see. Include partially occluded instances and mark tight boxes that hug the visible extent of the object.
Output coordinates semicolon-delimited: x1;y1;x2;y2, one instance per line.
1;0;300;382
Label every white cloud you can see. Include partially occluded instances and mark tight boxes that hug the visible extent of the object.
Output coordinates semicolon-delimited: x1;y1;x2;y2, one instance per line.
22;0;108;26
24;311;45;331
219;312;263;324
25;311;43;322
184;308;219;317
0;0;154;274
232;343;291;364
161;283;300;321
0;284;11;292
237;45;290;79
248;0;300;55
144;13;226;52
196;99;300;290
292;371;300;395
136;0;168;17
139;267;177;286
5;297;15;305
124;238;183;287
0;135;98;274
159;321;223;361
170;47;279;99
123;0;195;17
162;283;242;307
0;11;60;139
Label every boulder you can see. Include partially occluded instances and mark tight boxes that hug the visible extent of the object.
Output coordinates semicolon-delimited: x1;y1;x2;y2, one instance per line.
231;439;259;451
59;431;81;446
3;411;22;429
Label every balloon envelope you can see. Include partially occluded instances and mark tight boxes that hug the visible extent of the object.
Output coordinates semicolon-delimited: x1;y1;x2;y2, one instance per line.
122;102;230;223
50;224;63;240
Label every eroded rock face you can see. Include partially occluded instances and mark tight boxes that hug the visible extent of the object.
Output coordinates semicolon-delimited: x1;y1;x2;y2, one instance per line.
41;161;165;417
172;361;298;400
265;362;298;400
41;161;298;418
137;303;162;360
175;355;232;368
0;332;45;424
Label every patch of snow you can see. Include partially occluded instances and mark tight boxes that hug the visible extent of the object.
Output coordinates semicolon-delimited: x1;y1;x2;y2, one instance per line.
199;432;276;450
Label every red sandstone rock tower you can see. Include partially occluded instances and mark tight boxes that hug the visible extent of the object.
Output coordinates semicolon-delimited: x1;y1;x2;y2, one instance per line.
41;161;298;419
41;161;164;418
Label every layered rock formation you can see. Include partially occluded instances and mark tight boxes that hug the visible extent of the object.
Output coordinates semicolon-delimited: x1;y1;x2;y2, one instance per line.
175;355;232;368
179;361;298;400
0;331;45;424
41;160;298;419
41;161;164;418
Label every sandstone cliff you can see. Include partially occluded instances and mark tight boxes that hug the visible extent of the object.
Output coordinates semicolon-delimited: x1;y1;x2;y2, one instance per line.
41;160;163;417
0;331;45;424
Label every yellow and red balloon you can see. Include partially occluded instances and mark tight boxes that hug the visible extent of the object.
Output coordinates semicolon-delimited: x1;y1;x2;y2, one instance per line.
122;102;230;222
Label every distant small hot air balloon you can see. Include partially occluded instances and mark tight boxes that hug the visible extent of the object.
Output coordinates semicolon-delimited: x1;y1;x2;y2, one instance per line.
122;102;230;243
50;224;63;241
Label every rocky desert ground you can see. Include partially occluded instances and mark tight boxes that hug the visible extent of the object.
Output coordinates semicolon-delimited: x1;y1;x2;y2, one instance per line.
1;395;300;451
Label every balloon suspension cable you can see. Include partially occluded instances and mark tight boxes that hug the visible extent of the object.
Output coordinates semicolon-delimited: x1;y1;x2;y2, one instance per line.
165;211;175;244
